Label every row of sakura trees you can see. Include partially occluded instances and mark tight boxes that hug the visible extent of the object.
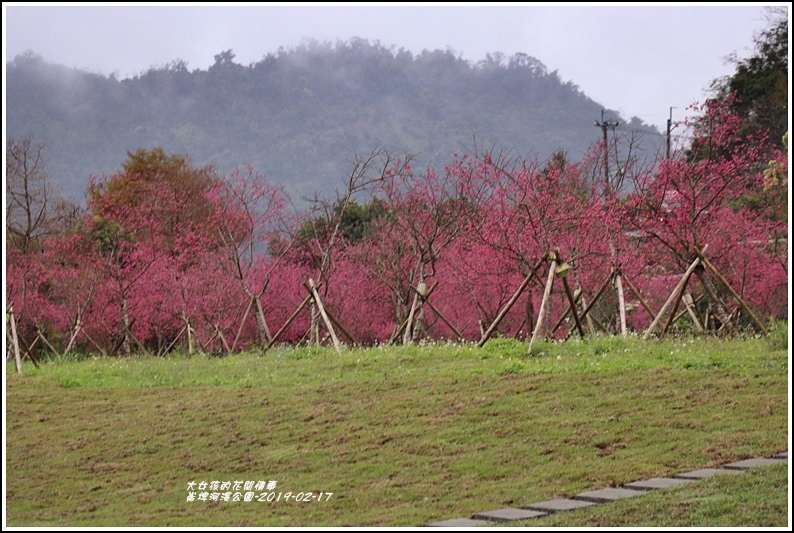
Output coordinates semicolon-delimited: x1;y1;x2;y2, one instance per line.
6;98;788;358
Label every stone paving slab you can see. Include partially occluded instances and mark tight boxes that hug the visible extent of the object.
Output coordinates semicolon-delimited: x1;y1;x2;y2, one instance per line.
573;487;647;503
426;454;788;526
674;468;743;480
426;517;490;527
473;508;548;522
623;477;696;491
523;498;600;513
723;457;787;470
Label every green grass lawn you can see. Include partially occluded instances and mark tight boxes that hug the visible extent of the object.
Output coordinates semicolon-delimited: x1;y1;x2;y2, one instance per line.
5;333;790;527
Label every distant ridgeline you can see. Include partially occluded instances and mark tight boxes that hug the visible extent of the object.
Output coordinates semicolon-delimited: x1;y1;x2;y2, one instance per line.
6;40;663;203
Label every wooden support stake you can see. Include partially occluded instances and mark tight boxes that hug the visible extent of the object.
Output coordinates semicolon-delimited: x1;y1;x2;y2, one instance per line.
578;271;617;328
615;274;628;337
389;318;409;345
162;325;187;355
696;269;737;335
388;280;438;344
564;306;609;339
8;306;23;373
561;276;585;338
17;335;40;368
552;288;581;334
186;319;194;355
193;329;211;354
402;280;438;345
20;335;41;368
403;287;422;346
589;313;609;334
554;270;615;334
63;318;82;356
323;307;357;344
231;297;254;352
528;255;557;355
643;250;704;340
202;329;219;352
682;293;705;332
108;333;125;357
74;322;108;356
669;294;703;330
409;282;463;341
5;327;13;355
661;269;694;337
307;278;341;354
215;324;231;354
422;281;440;298
35;324;60;358
419;294;465;341
477;257;543;347
122;321;150;355
6;327;15;355
254;295;273;344
700;255;768;334
718;306;741;333
265;293;314;351
622;274;657;321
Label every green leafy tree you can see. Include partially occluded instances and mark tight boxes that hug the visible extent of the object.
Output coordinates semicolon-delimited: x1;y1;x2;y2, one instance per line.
295;198;388;247
87;147;221;251
710;7;788;147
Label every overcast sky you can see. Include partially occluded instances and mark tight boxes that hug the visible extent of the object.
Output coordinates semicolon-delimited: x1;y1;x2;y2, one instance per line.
3;3;789;133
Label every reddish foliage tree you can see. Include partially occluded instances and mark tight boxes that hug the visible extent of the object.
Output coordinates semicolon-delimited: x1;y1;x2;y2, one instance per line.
83;149;227;353
212;164;296;349
451;148;625;339
624;97;787;326
355;159;479;342
8;94;785;356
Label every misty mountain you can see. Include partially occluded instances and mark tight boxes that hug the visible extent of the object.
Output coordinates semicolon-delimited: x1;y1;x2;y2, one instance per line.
6;39;664;204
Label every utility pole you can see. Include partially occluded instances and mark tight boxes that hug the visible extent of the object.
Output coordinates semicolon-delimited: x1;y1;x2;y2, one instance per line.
666;107;676;160
593;110;622;336
594;109;620;195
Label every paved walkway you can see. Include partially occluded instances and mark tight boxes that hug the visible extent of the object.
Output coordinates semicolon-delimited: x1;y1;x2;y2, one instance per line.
427;452;788;527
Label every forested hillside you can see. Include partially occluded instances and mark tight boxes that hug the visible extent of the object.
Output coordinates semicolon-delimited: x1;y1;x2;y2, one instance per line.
6;39;663;202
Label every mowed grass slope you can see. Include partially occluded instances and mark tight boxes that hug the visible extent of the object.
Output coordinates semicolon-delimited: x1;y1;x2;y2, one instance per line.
5;334;789;527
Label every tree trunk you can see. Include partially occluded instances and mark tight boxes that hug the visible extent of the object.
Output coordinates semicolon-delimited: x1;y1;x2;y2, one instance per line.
121;291;131;355
615;274;627;337
525;290;535;340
